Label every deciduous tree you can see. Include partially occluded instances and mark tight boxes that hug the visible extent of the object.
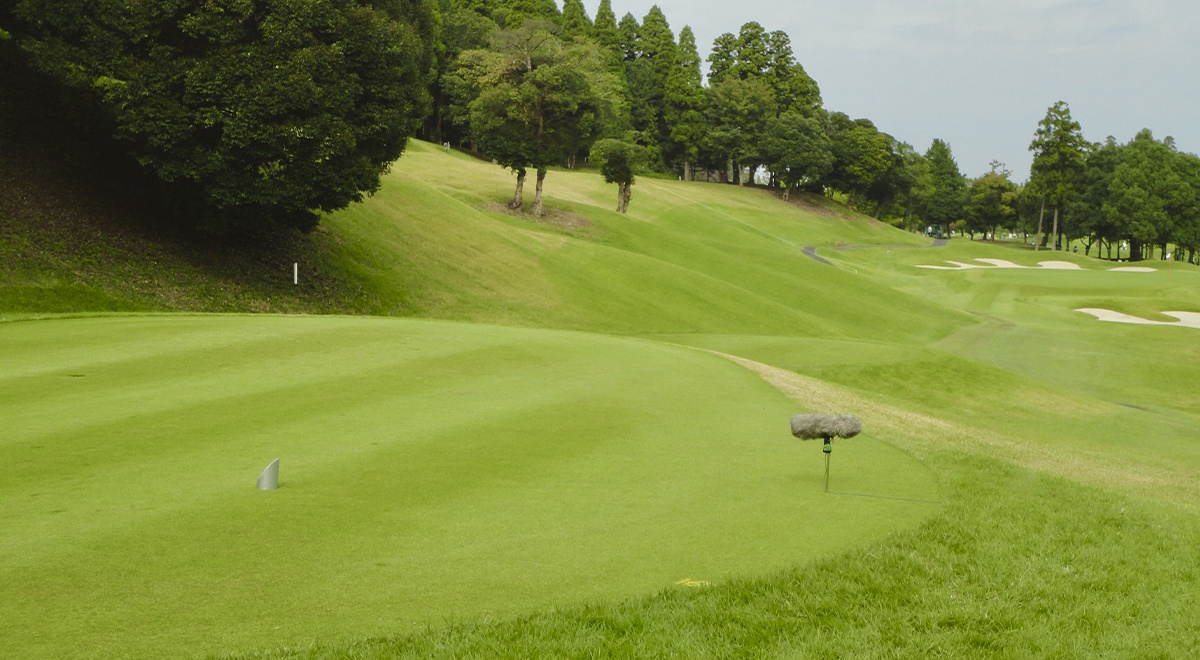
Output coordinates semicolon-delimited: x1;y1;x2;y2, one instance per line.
590;138;644;212
452;23;612;215
703;76;776;185
8;0;435;232
964;163;1018;240
761;111;832;200
825;113;892;206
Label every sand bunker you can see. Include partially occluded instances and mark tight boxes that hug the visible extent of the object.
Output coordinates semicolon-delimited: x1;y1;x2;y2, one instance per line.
916;258;1161;272
1038;261;1083;270
916;259;1084;270
915;261;985;270
1077;308;1200;329
974;259;1025;268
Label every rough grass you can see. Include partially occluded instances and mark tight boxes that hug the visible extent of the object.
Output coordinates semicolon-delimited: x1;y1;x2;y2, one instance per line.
235;452;1200;659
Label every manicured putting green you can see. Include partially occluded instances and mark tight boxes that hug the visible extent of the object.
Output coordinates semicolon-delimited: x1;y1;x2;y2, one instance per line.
0;315;937;658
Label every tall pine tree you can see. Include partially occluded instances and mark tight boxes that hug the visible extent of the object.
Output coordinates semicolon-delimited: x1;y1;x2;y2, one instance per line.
636;6;677;164
560;0;592;41
665;26;705;178
708;22;820;117
915;138;967;236
589;0;631;138
1029;101;1088;250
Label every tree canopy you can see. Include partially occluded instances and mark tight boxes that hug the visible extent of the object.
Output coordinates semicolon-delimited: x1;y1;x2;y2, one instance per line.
762;111;833;200
6;0;434;232
590;138;645;213
913;139;967;234
1029;101;1088;249
964;163;1018;240
450;22;614;214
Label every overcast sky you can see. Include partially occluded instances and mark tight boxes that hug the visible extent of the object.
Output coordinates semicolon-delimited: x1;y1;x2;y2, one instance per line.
597;0;1200;181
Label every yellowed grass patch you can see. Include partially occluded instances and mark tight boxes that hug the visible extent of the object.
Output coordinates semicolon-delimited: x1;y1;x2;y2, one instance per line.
715;352;1200;512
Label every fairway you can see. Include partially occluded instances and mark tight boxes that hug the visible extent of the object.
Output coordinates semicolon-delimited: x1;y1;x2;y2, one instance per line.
0;315;937;659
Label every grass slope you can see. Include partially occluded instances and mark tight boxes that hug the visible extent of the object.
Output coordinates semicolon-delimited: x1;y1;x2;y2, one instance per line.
4;121;1200;658
318;141;962;342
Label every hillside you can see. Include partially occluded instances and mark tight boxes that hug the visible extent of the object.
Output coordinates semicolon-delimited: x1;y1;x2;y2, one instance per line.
1;53;958;342
5;73;1200;658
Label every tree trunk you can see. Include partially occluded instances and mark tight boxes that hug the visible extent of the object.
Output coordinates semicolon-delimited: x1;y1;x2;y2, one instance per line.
620;181;632;213
1035;198;1046;250
1051;206;1060;250
532;167;546;216
683;160;692;182
509;167;526;210
435;91;444;143
1130;238;1143;261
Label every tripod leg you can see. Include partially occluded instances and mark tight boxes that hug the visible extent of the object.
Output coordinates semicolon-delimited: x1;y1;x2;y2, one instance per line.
822;436;832;492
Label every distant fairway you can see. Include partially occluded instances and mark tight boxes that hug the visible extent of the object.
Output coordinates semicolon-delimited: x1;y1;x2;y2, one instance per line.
0;315;937;659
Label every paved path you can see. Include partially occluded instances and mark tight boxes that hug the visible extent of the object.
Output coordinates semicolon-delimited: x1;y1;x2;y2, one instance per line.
801;246;834;266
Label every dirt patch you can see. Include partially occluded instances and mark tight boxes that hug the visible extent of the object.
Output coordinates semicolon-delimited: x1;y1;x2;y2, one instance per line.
787;194;848;218
486;202;597;237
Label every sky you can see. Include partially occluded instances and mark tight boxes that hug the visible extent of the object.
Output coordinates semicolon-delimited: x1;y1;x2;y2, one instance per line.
593;0;1200;181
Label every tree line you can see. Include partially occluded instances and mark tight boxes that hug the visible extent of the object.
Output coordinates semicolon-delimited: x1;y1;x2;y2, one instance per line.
920;101;1200;264
1034;104;1200;264
3;0;1197;256
431;1;920;218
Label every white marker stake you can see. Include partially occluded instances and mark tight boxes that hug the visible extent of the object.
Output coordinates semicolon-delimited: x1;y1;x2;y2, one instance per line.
293;262;298;285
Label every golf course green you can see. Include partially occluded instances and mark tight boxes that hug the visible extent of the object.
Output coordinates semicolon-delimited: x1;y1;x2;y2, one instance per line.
4;141;1200;657
0;314;936;658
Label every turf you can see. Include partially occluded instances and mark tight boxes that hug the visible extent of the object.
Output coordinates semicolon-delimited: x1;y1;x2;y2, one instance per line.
0;315;936;659
4;138;1200;658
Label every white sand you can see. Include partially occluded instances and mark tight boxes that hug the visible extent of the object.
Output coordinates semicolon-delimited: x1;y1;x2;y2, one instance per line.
917;260;1159;272
917;259;1086;270
975;258;1026;268
1037;261;1083;270
915;261;987;270
1076;308;1200;329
